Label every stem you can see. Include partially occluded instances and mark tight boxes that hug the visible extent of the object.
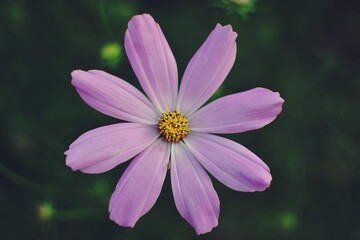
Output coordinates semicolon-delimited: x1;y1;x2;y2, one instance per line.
0;162;49;194
98;0;112;34
55;208;103;221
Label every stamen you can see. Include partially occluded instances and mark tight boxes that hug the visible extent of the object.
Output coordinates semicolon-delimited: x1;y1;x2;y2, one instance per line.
158;111;190;143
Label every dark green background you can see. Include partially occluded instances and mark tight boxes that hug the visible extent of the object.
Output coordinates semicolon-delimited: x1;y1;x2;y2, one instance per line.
1;0;359;239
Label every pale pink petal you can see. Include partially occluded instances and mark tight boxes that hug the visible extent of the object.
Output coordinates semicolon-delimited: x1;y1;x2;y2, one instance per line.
170;142;219;235
189;88;284;134
184;132;271;192
65;123;159;174
125;14;178;112
71;70;159;124
109;139;170;227
176;24;237;116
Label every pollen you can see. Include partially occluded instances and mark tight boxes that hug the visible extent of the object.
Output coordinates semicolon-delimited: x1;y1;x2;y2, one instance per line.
158;111;190;143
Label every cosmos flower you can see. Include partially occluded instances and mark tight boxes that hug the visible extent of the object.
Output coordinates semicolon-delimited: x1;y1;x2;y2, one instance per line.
65;13;284;234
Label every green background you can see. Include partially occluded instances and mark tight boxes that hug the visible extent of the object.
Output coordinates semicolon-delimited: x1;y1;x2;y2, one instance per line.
1;0;359;239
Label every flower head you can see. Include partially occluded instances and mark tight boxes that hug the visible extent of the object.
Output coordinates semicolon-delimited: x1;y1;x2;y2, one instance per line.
65;13;284;234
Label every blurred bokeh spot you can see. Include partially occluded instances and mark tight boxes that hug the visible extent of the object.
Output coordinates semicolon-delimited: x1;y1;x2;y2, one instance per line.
37;202;56;221
100;42;123;68
281;212;298;233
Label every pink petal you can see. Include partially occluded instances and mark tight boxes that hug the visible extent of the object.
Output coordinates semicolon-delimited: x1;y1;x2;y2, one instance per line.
65;123;159;174
184;132;272;192
170;142;219;235
125;14;178;112
189;88;284;134
109;139;170;227
176;24;237;116
71;70;159;124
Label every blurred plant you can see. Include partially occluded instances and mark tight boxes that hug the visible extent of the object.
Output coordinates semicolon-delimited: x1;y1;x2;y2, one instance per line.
55;208;103;221
10;131;33;156
37;201;56;221
215;0;257;18
105;0;137;20
281;212;298;233
98;0;137;33
37;201;103;222
89;178;112;205
99;42;123;68
7;0;31;35
0;162;49;195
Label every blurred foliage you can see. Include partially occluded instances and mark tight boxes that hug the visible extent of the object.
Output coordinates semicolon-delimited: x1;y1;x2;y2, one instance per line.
37;201;56;221
1;0;360;239
215;0;257;18
99;42;123;68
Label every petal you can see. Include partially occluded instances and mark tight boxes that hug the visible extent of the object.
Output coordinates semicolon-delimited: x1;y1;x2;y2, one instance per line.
71;70;159;124
171;142;219;235
189;88;284;134
176;24;237;116
125;14;178;112
184;132;271;192
65;123;159;174
109;139;170;227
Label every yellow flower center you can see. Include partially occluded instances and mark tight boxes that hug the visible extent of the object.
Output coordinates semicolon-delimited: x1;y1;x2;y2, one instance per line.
158;111;190;142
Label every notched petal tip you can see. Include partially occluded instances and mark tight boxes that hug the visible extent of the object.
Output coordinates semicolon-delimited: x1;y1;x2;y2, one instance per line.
110;215;136;228
245;161;272;192
65;155;81;172
254;172;272;192
65;162;76;172
71;69;84;75
252;87;285;114
70;69;84;83
277;92;285;105
128;13;155;28
261;87;284;103
71;69;92;77
71;69;97;88
195;221;219;235
65;151;89;173
130;13;152;20
272;91;285;117
71;69;104;81
215;23;238;38
257;87;284;101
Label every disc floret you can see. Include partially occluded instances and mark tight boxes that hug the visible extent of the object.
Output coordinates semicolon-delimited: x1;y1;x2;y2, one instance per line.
158;111;190;142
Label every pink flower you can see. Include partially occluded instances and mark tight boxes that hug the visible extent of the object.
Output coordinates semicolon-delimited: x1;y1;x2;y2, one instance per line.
65;14;284;234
